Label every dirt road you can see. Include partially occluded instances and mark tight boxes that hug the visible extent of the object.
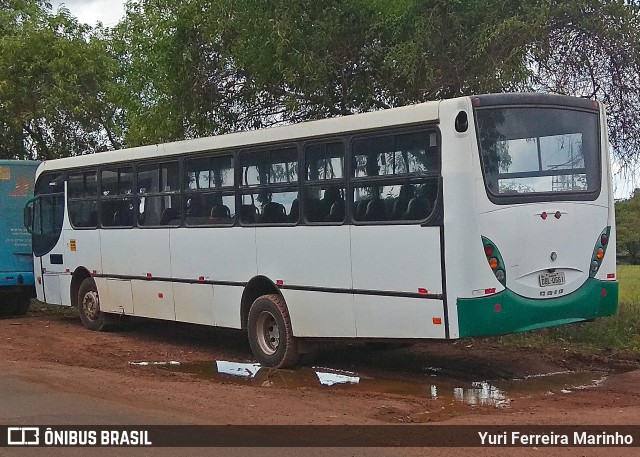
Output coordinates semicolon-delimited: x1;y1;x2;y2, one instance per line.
1;304;639;455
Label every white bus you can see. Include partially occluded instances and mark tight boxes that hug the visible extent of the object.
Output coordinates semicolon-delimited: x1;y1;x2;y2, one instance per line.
24;93;618;367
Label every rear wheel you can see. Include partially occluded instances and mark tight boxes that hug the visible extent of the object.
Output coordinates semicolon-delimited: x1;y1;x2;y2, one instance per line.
12;294;30;316
247;294;299;368
0;302;15;317
78;277;108;331
0;292;29;317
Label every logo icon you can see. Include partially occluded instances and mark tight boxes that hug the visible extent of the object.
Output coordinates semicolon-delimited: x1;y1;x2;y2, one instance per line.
7;427;40;446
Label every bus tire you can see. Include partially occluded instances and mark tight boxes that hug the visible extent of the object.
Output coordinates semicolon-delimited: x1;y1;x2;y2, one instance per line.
78;277;107;331
12;294;30;316
247;294;299;368
0;304;14;317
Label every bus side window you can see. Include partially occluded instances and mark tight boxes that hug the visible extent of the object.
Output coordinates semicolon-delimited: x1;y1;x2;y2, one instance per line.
304;141;345;224
351;130;440;224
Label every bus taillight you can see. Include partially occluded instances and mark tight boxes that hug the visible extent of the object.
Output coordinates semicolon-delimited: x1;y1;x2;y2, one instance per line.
481;236;506;286
589;227;611;278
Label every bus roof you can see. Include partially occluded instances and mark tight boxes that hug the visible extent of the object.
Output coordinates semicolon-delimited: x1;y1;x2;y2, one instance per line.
0;160;41;167
37;99;442;174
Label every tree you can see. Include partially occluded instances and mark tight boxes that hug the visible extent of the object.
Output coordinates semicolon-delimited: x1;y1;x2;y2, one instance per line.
5;0;640;164
109;0;261;146
527;0;640;169
615;189;640;264
0;0;120;159
109;0;640;162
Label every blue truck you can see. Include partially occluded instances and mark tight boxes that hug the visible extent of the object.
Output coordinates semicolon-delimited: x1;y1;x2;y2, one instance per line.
0;160;39;316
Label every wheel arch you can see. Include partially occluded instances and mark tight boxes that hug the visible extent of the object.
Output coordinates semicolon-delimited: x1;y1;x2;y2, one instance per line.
241;275;282;330
70;267;93;308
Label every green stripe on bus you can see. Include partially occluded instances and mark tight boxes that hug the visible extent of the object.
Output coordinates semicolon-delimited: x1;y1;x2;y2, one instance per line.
457;279;618;338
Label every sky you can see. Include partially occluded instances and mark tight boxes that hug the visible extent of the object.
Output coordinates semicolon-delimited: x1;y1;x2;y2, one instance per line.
50;0;127;27
47;1;638;199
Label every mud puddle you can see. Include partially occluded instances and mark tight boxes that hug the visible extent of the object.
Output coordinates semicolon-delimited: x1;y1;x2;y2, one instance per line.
130;359;608;409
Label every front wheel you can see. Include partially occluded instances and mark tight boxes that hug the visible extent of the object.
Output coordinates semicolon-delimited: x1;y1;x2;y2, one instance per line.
247;294;299;368
78;277;108;331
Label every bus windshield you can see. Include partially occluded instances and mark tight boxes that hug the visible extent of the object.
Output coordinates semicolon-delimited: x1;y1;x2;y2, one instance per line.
475;107;600;201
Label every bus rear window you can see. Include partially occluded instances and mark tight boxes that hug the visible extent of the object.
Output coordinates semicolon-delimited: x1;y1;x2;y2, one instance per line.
475;107;600;201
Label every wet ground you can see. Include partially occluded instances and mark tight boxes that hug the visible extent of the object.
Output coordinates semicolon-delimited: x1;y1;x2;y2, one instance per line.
130;359;611;414
2;303;640;429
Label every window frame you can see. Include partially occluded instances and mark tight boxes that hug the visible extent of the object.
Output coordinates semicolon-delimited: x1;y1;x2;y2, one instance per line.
474;104;602;205
136;160;182;228
301;138;347;226
348;126;442;226
183;153;236;227
238;144;300;227
67;169;98;229
99;165;135;229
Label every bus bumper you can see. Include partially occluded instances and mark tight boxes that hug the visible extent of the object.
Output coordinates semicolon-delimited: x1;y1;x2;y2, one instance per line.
0;272;35;289
457;279;618;338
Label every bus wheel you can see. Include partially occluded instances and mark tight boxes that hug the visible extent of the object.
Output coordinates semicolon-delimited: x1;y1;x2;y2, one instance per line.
0;303;14;317
78;278;107;331
12;295;30;316
247;294;299;368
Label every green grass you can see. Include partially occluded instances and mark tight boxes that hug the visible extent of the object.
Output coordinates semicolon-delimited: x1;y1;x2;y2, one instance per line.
29;300;79;318
499;265;640;353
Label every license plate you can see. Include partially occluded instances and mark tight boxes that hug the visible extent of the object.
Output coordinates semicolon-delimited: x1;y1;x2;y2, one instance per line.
539;271;565;287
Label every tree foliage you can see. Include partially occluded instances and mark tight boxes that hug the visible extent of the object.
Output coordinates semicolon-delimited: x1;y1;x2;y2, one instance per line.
2;0;640;169
0;0;119;159
109;0;252;145
616;189;640;264
529;0;640;168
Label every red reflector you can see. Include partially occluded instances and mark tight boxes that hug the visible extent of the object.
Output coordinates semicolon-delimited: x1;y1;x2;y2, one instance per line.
607;273;615;279
92;270;97;275
494;303;501;312
65;269;70;273
276;280;284;286
554;211;561;219
601;289;607;297
418;288;428;295
432;317;442;325
146;273;152;278
484;245;494;256
540;212;547;220
158;293;163;299
485;288;496;295
199;276;205;281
